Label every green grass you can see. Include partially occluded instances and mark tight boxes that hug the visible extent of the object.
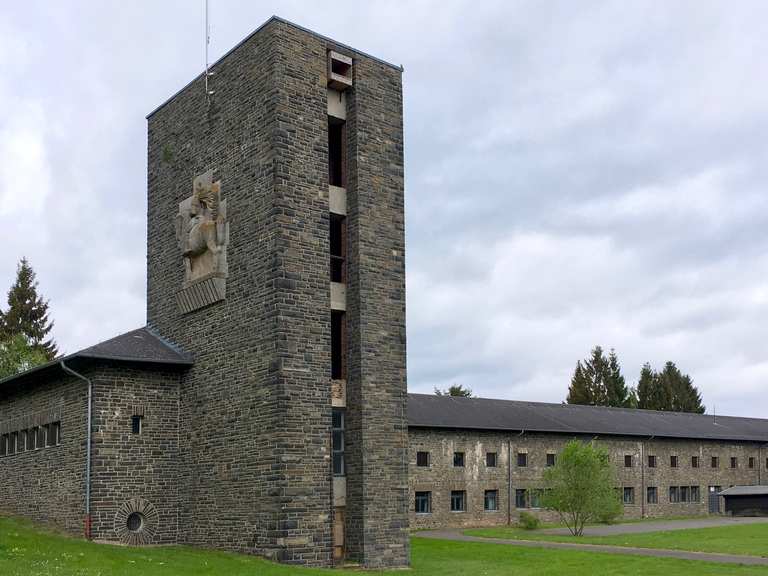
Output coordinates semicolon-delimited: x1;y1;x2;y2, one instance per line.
0;516;765;575
466;522;768;558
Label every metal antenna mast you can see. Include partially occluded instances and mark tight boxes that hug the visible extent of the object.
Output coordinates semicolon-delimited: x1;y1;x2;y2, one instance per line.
204;0;214;100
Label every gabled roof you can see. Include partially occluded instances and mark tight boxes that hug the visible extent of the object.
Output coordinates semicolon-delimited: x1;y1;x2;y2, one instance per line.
720;485;768;497
408;393;768;443
0;327;193;388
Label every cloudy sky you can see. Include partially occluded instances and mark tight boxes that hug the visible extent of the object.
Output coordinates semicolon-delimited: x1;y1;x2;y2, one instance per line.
2;1;768;417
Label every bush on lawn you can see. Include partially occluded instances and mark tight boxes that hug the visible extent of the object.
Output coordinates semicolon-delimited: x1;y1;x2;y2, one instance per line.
518;511;541;530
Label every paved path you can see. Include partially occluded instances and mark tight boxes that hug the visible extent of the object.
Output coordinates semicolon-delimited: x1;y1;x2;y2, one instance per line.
414;529;768;566
542;516;768;536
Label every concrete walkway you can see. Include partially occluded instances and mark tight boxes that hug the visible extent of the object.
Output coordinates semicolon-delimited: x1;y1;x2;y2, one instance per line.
414;528;768;566
542;516;768;536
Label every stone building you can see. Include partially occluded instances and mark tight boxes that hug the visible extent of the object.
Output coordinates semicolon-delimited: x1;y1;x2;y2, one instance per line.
1;14;768;571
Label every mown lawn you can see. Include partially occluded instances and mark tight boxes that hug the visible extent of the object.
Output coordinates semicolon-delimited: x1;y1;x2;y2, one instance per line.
466;522;768;558
0;516;766;575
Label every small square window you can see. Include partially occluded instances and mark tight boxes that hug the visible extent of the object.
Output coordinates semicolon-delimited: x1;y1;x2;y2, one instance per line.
453;452;465;467
546;453;556;467
486;452;498;467
484;490;499;511
416;451;430;467
623;487;634;505
515;489;527;508
450;490;466;512
415;491;431;514
517;452;527;467
647;486;658;504
670;455;678;468
691;456;699;468
730;457;737;469
648;455;656;468
624;455;632;468
131;416;143;435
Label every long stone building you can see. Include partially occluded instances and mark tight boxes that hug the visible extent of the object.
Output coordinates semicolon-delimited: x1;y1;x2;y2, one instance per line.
0;15;767;570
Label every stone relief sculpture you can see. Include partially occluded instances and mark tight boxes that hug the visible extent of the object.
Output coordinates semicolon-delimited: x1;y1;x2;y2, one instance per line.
174;170;229;313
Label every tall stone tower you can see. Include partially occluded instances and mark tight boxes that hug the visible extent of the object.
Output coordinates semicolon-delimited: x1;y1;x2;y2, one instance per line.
145;17;408;568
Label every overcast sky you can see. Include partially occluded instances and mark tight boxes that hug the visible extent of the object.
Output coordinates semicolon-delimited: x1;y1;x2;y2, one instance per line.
2;1;767;417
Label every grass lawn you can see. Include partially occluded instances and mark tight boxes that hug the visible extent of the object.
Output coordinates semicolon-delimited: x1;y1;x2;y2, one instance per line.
465;522;768;558
0;516;766;575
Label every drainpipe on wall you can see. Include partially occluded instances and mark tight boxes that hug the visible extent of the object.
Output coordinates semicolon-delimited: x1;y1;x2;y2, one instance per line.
759;443;768;485
507;438;512;525
60;361;92;540
640;441;645;518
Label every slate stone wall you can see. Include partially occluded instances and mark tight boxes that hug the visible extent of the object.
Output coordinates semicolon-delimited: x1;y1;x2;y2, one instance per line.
0;372;87;535
409;428;766;529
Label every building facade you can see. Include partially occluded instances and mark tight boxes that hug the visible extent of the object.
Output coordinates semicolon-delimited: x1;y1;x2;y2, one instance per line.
1;15;768;571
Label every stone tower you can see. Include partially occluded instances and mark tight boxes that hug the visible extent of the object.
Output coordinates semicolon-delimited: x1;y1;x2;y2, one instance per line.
145;17;408;568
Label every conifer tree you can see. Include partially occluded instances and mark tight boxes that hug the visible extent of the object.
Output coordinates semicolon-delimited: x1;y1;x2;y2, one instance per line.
566;360;592;405
434;384;472;397
636;361;704;414
605;348;635;407
1;258;58;360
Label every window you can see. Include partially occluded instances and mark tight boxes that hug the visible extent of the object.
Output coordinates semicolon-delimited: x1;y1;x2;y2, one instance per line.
546;453;556;467
623;487;634;505
730;457;737;469
680;486;689;502
131;416;142;435
43;424;50;447
415;491;431;514
9;432;17;455
331;310;346;380
126;512;144;533
530;489;543;508
484;490;499;511
648;455;656;468
332;409;345;476
517;452;527;467
328;118;346;187
37;426;45;449
486;452;498;467
692;456;699;468
749;457;755;469
711;456;719;468
453;452;465;467
515;489;527;508
0;434;6;457
330;214;346;283
624;455;632;468
50;422;61;445
670;455;678;468
416;451;430;467
18;430;26;453
669;486;679;503
647;486;658;504
690;485;700;502
29;427;38;450
450;490;466;512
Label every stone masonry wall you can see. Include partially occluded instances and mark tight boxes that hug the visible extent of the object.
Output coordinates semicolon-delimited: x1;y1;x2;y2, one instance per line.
0;372;87;536
409;428;765;529
89;365;181;545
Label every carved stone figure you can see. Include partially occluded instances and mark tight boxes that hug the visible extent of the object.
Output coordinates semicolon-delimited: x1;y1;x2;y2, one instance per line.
174;170;229;313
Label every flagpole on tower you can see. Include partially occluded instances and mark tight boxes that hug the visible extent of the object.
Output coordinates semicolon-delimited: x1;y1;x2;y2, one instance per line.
205;0;214;102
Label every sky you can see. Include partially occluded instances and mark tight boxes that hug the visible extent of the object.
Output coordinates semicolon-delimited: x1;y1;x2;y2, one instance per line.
2;1;768;417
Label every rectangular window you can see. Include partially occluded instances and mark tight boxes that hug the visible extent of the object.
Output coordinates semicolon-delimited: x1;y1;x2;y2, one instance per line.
415;491;431;514
669;486;679;503
51;422;61;445
749;457;755;469
692;455;699;468
332;409;345;476
623;487;634;505
416;451;430;467
690;485;700;502
330;214;346;283
648;455;656;468
624;455;632;467
680;486;689;502
328;118;346;187
647;486;658;504
670;455;678;468
486;452;498;467
546;453;556;467
453;452;465;467
730;457;737;469
43;424;51;447
331;310;346;380
131;416;142;435
517;452;527;467
711;456;719;468
9;432;17;455
515;489;527;508
18;430;26;453
450;490;466;512
0;434;6;457
37;426;45;448
484;490;499;511
29;427;38;450
530;489;543;508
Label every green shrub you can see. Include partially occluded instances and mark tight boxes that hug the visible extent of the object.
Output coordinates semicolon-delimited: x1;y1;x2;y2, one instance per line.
518;511;541;530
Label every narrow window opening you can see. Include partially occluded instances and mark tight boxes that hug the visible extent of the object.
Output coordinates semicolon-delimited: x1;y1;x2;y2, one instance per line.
749;457;755;469
131;416;143;435
18;430;26;453
648;455;656;468
730;456;738;469
51;422;61;445
328;118;346;187
0;434;7;457
670;455;678;468
29;427;38;450
332;409;345;476
517;452;527;467
9;432;17;455
711;456;719;468
624;454;632;468
330;214;346;283
43;424;51;447
692;455;699;468
331;310;346;380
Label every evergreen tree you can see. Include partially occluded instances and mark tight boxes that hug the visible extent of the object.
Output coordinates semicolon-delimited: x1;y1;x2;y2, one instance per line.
567;346;621;406
605;348;633;407
636;361;704;414
1;258;58;360
434;384;472;397
566;361;592;405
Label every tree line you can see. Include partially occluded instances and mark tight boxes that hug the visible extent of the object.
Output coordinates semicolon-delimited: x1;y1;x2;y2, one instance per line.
566;345;704;413
0;258;58;379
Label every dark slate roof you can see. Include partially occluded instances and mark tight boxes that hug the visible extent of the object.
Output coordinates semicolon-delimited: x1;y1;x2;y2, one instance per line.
0;327;192;388
720;486;768;497
408;393;768;443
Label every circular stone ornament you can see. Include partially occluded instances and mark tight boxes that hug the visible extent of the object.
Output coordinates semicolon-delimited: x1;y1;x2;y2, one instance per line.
114;498;159;545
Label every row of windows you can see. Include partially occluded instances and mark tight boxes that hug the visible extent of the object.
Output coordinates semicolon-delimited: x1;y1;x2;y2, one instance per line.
414;485;706;514
416;451;556;469
0;422;61;456
626;454;763;470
